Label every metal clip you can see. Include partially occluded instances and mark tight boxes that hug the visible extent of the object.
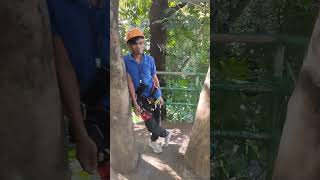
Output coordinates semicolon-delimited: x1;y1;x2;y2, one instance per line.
81;103;87;121
96;57;101;69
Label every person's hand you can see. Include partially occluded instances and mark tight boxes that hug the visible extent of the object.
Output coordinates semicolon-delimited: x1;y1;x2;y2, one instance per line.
76;136;98;174
134;103;141;116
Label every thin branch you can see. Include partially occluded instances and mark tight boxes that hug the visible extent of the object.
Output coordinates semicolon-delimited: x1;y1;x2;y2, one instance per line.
165;2;187;18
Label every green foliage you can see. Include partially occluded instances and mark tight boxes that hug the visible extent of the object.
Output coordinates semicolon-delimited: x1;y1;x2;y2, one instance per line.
119;0;152;54
166;3;210;73
68;147;76;161
68;147;91;178
211;0;316;178
213;139;270;179
212;48;289;178
164;75;205;123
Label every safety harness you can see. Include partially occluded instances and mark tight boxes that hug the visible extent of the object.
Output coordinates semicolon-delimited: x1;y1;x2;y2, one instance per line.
135;81;161;121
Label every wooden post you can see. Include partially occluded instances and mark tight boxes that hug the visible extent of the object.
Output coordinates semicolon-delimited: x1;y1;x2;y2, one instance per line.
269;45;285;178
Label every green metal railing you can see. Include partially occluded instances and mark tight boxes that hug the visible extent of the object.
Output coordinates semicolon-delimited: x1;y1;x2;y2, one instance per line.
212;33;305;179
156;71;206;122
157;71;206;107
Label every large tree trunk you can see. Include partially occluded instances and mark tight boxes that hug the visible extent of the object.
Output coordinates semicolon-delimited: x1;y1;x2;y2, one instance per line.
150;0;168;73
150;0;169;121
110;0;138;173
272;11;320;180
0;0;69;179
185;68;210;179
252;0;276;33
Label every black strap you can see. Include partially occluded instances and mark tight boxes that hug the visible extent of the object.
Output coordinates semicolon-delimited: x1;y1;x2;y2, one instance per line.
81;66;109;107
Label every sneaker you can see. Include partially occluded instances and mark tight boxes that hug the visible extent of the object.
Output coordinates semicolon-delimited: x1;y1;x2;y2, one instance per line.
163;130;172;147
149;141;162;153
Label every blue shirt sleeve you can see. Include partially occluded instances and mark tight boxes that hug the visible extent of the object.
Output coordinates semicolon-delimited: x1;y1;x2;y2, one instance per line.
123;57;128;71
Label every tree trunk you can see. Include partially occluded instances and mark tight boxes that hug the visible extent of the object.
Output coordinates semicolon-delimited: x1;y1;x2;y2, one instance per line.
185;68;210;179
211;0;217;33
0;0;69;179
150;0;168;73
110;0;138;173
252;0;276;33
272;11;320;180
150;0;169;121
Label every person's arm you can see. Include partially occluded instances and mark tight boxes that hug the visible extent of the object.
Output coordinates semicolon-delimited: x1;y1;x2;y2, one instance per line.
53;36;87;140
152;74;164;105
152;74;161;88
127;74;137;105
52;36;97;174
150;57;164;105
127;73;141;115
151;57;161;89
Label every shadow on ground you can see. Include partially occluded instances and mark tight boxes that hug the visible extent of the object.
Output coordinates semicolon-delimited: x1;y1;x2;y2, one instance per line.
111;121;203;180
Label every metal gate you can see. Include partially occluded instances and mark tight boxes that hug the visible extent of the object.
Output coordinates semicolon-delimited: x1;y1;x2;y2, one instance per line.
211;33;308;179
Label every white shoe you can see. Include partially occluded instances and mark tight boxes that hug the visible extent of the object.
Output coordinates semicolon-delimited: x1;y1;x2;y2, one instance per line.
149;141;162;153
163;130;172;147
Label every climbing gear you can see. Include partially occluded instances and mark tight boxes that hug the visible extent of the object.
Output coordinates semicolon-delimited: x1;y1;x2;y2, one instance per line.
140;111;152;121
81;65;109;107
83;108;109;180
136;82;161;121
97;148;110;180
137;96;155;121
149;141;162;153
97;162;110;180
135;81;147;96
163;130;172;147
125;28;144;42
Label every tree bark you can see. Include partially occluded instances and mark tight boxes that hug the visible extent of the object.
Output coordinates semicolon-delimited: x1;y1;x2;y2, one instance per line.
110;0;138;173
227;0;251;24
150;0;168;73
252;0;276;33
185;68;210;179
273;11;320;180
0;0;69;179
150;0;169;121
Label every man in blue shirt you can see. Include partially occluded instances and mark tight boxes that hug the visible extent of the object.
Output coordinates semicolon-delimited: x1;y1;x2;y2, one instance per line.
47;0;109;177
124;28;172;153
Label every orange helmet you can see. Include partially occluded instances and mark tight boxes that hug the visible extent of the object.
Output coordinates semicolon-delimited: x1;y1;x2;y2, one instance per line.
125;28;144;42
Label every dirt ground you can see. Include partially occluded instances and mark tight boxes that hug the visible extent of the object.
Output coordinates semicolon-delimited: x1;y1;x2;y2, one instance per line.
111;121;204;180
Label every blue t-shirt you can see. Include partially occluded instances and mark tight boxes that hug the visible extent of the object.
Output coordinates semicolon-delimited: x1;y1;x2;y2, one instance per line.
47;0;109;109
124;53;162;99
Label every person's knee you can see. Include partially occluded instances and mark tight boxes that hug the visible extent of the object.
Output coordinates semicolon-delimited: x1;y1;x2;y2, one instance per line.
145;120;156;132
